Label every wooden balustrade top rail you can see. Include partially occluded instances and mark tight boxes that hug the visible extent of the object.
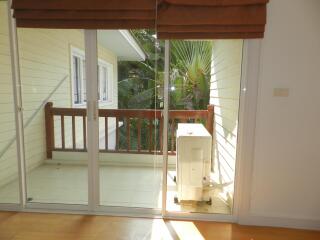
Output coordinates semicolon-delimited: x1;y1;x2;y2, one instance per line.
45;102;214;158
49;107;209;119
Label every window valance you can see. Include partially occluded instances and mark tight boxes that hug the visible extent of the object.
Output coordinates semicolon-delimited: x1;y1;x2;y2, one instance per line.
12;0;269;39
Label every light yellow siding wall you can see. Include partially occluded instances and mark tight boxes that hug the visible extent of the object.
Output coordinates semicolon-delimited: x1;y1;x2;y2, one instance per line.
210;40;243;206
0;1;20;189
17;28;118;169
0;2;118;186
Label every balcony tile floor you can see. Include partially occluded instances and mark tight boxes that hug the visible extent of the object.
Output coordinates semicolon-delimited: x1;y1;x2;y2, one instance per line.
0;164;230;214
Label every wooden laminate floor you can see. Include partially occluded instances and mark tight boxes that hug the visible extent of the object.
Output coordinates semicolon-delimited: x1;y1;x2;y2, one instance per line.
0;211;319;240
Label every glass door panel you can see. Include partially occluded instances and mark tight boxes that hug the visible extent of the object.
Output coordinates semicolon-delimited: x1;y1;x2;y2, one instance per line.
0;0;20;204
17;28;88;205
165;39;243;214
97;29;163;209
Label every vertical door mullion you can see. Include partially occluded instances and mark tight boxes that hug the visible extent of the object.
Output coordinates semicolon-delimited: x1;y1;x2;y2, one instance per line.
7;0;27;208
162;40;170;216
85;30;100;212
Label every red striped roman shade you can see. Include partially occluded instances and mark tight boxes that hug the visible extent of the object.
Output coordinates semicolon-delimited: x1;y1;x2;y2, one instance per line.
156;0;269;39
12;0;156;29
11;0;269;39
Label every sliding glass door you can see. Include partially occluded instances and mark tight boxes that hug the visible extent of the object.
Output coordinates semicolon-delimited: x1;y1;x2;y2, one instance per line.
96;29;163;210
17;27;89;205
1;3;244;218
164;39;243;216
6;26;165;212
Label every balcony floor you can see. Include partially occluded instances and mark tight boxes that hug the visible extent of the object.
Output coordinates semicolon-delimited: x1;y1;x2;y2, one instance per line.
0;163;230;214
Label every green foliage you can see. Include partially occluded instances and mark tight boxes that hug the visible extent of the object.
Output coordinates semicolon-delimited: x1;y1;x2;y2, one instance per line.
170;40;212;110
116;31;213;150
118;118;161;151
118;30;212;111
118;29;164;109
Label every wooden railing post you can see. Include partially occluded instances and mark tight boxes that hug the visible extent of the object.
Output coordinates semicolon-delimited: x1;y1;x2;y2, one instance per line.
45;102;54;159
206;105;214;136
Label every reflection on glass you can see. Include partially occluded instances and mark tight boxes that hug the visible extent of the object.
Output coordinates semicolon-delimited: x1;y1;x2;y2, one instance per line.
98;29;163;208
0;0;20;204
17;28;88;204
166;39;243;214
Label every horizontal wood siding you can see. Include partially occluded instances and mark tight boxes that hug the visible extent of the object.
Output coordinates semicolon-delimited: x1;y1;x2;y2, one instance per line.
210;40;243;206
18;27;80;171
17;28;118;164
0;1;20;194
0;1;118;188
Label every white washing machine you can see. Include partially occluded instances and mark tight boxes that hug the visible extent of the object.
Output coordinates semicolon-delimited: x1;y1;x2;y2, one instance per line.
175;123;212;203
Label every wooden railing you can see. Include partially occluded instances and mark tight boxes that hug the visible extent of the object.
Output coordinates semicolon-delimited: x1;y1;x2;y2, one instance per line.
45;102;214;158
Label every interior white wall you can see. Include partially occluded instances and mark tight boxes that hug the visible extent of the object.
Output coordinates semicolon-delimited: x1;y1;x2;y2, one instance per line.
241;0;320;229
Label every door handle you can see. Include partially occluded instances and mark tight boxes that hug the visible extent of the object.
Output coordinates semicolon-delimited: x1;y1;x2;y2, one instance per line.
87;101;98;121
93;101;98;121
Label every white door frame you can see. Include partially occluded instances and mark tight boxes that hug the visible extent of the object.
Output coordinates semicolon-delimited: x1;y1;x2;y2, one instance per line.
5;0;26;210
233;39;262;222
84;30;100;212
87;30;162;216
161;39;262;223
161;40;237;222
161;40;170;216
1;1;262;222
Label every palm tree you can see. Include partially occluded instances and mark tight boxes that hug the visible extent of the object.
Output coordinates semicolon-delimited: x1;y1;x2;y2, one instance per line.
170;40;212;110
118;40;212;111
117;32;213;149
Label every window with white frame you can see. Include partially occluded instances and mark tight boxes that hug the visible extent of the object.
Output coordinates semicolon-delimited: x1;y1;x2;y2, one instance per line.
98;63;108;101
72;52;85;104
71;47;113;106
